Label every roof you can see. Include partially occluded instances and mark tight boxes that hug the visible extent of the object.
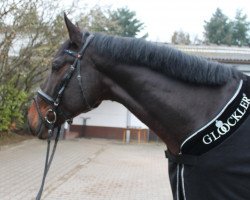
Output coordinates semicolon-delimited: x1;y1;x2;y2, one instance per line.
170;44;250;64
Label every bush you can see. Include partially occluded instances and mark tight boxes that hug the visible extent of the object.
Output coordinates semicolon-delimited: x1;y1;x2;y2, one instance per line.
0;81;28;132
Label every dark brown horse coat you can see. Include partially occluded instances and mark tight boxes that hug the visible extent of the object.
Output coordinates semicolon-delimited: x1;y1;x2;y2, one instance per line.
167;76;250;200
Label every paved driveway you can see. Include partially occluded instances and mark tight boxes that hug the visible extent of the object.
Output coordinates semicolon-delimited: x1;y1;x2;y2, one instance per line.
0;138;172;200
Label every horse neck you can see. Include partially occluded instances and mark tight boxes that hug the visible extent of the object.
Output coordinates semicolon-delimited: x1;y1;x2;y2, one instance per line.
98;61;240;154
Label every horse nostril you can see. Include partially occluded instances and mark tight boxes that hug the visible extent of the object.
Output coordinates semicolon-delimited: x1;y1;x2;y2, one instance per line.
27;112;34;133
27;118;33;135
27;102;45;137
27;115;37;136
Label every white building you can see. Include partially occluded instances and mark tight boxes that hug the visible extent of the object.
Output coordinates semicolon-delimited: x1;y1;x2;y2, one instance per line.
67;101;148;141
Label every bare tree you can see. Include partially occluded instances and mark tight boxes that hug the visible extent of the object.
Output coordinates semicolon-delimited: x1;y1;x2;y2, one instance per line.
0;0;67;131
171;30;191;45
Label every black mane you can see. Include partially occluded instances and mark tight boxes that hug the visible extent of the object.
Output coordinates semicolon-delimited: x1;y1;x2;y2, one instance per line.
92;33;242;85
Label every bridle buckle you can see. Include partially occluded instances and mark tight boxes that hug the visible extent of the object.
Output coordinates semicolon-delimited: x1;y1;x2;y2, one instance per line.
44;109;57;124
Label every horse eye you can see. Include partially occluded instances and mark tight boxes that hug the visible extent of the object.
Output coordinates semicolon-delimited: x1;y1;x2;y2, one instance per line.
52;59;65;70
52;62;59;70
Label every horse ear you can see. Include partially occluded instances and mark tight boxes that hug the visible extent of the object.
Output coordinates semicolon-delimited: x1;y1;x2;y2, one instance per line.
64;13;82;46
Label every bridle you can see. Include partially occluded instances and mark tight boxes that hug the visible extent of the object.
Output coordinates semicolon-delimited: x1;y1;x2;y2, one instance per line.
35;32;94;130
34;32;94;200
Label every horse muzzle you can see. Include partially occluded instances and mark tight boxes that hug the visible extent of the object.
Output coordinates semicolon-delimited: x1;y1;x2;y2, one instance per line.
27;102;48;139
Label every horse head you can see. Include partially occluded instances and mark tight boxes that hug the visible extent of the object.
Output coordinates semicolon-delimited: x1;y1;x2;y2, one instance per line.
27;14;105;138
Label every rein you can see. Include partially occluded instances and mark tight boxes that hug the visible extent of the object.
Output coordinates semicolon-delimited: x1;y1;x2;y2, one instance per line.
34;32;94;200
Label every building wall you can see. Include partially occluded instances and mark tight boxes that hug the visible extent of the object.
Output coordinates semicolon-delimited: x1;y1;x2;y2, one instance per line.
68;100;148;140
234;64;250;76
73;100;127;127
73;100;147;128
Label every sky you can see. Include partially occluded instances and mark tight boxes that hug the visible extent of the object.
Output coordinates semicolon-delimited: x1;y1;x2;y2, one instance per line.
65;0;250;43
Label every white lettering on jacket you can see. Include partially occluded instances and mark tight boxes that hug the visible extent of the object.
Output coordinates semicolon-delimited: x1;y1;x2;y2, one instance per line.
203;94;250;145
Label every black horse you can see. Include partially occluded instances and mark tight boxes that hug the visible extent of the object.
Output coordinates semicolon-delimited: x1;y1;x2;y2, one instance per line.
28;15;250;200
